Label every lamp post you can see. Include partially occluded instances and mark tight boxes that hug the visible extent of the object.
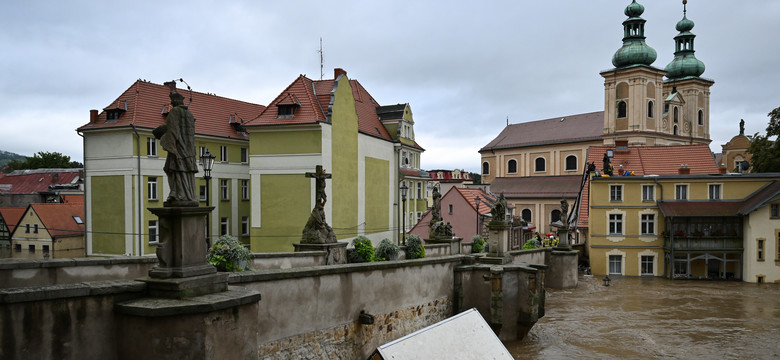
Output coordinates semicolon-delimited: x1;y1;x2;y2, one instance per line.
400;183;408;245
603;275;611;287
200;150;215;247
475;196;481;237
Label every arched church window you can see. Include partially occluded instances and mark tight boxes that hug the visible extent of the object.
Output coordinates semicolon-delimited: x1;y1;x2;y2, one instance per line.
551;209;561;223
647;101;654;118
508;159;517;174
673;125;679;135
673;107;679;123
565;155;577;171
482;162;490;175
522;209;532;223
534;157;546;172
698;110;703;126
617;101;627;118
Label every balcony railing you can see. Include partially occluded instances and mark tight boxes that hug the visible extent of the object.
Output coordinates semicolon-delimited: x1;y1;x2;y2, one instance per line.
663;236;743;251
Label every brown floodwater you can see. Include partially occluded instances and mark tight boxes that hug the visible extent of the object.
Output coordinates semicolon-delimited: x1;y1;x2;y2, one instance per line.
506;275;780;359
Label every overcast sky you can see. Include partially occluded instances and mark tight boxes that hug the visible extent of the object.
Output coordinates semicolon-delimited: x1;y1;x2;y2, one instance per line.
2;1;779;173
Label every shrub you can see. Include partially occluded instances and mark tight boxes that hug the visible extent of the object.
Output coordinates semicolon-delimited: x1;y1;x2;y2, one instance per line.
375;238;400;261
471;235;485;253
207;235;251;271
406;234;426;259
522;238;540;250
348;236;375;263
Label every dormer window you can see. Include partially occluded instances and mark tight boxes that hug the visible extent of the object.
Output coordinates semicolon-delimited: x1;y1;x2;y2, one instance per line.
277;104;298;119
106;109;123;122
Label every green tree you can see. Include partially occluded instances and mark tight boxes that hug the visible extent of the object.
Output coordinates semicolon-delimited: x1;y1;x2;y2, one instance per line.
4;151;82;172
747;107;780;173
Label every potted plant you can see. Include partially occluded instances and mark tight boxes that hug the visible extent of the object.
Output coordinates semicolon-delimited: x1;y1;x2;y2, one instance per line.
206;235;251;272
471;235;485;253
405;234;426;259
375;238;399;261
348;236;375;263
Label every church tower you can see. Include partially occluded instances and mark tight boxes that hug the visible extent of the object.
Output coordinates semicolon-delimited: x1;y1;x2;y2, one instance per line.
601;0;666;146
661;0;713;145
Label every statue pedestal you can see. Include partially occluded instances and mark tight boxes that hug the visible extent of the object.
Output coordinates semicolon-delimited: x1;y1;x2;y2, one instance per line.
424;237;463;255
555;228;572;251
146;206;227;298
293;241;347;265
480;223;511;265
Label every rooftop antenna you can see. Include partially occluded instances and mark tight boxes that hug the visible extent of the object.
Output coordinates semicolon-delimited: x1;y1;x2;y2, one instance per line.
318;37;324;80
506;116;509;126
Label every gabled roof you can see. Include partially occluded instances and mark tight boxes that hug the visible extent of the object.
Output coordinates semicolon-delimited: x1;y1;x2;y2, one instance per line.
491;176;582;199
480;111;603;152
0;207;26;233
78;80;265;140
737;180;780;215
244;74;394;141
454;187;496;216
0;168;81;194
28;203;85;238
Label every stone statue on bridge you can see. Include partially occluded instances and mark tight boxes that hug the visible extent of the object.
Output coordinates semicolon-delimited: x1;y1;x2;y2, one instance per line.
302;166;337;244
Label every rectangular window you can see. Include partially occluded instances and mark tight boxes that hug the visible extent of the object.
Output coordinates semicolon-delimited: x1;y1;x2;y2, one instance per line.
241;180;249;200
674;261;687;276
241;216;249;236
148;220;158;243
148;177;158;201
641;214;655;235
28;244;35;252
709;184;721;200
240;147;248;163
417;182;422;199
642;185;655;202
33;224;38;234
675;184;688;200
417;212;422;221
147;137;157;156
220;179;229;201
771;204;779;219
609;214;623;235
757;239;765;261
199;146;208;157
42;245;50;253
220;217;229;236
25;224;30;233
448;204;453;215
610;185;622;202
15;244;21;252
199;185;207;201
641;256;654;276
220;145;228;162
609;255;622;275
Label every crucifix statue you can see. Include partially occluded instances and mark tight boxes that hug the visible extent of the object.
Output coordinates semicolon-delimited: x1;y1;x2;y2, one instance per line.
302;165;336;244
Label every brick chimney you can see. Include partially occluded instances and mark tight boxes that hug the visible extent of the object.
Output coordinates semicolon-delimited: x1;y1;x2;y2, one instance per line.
678;164;690;175
719;166;727;174
334;68;347;79
90;109;98;124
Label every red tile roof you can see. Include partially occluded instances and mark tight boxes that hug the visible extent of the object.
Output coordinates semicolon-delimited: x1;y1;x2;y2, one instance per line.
30;203;85;238
429;170;472;182
78;80;265;140
576;144;721;229
0;207;25;233
0;169;81;194
244;74;394;141
490;176;582;199
61;195;84;204
480;111;603;152
454;188;496;216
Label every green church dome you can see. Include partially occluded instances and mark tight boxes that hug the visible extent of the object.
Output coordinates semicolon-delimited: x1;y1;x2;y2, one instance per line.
611;0;657;68
624;0;645;17
665;3;706;80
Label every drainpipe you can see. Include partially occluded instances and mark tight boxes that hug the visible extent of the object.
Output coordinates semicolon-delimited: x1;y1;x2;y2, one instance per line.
131;124;143;256
394;143;401;245
654;178;667;278
77;130;88;256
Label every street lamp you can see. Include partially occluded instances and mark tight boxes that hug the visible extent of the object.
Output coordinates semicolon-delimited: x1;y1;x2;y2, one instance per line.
400;183;408;245
475;196;481;237
603;275;611;287
200;150;215;247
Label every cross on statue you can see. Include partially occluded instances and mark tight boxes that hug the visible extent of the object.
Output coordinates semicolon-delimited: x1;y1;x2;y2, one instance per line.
305;165;332;207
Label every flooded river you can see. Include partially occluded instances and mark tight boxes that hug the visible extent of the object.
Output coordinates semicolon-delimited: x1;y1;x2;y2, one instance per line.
507;275;780;359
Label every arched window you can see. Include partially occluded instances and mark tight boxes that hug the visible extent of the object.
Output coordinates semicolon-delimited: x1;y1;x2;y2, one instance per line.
551;209;561;223
482;162;490;175
617;101;627;118
647;101;654;118
534;157;546;172
507;159;517;173
698;110;703;126
522;209;532;223
565;155;577;171
673;125;679;135
673;107;679;123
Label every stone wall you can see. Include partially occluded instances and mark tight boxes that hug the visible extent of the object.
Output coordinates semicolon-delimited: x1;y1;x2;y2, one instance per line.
0;257;158;288
250;251;326;270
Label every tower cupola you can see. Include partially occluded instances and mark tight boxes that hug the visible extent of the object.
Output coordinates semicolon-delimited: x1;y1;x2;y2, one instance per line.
665;0;706;80
611;0;658;68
